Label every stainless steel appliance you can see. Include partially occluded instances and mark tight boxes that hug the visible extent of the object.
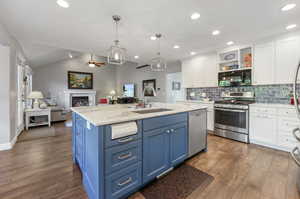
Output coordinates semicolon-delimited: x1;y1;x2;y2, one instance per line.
214;91;254;143
188;109;207;157
291;61;300;192
218;69;252;87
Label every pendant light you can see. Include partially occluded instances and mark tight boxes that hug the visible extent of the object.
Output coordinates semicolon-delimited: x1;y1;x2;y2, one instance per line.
150;33;167;72
107;15;126;65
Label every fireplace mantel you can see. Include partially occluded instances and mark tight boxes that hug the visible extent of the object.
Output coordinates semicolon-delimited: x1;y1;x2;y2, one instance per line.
64;90;96;109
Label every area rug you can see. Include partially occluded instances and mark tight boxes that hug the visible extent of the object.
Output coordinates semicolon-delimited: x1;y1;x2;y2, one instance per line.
141;164;214;199
18;126;56;142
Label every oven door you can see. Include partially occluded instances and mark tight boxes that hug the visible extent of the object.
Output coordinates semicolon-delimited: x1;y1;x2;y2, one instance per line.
214;107;248;134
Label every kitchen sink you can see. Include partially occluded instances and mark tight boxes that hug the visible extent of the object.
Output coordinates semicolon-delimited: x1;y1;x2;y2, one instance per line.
132;108;173;114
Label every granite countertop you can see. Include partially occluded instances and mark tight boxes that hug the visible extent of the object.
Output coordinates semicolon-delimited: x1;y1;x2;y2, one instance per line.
250;103;296;109
71;103;208;126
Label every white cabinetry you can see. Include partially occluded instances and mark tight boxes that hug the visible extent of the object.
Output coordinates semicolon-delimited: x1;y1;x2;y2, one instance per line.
250;104;299;152
275;37;300;84
182;53;217;88
253;36;300;85
250;107;277;147
253;42;275;85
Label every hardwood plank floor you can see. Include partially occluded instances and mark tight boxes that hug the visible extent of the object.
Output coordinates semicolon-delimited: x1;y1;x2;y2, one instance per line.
0;123;299;199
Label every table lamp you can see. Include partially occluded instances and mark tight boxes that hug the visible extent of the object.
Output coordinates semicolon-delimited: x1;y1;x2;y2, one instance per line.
28;91;44;109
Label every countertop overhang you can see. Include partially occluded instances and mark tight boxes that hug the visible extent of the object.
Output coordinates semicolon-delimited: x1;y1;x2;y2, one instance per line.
71;103;208;126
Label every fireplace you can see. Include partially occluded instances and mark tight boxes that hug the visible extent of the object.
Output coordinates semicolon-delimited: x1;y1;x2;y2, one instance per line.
64;90;96;109
72;96;89;107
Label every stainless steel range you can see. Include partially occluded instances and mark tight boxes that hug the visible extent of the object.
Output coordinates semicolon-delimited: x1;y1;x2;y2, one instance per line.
214;91;255;143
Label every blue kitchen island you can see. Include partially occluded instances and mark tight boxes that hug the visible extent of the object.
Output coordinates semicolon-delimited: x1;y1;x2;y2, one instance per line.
71;104;207;199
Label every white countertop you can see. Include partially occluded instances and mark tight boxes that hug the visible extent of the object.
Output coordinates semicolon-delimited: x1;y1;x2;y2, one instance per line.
71;103;208;126
176;100;214;104
250;103;296;109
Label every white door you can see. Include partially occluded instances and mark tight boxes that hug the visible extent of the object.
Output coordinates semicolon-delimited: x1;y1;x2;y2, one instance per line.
250;113;277;146
17;65;24;135
275;37;300;84
253;42;275;85
166;73;185;103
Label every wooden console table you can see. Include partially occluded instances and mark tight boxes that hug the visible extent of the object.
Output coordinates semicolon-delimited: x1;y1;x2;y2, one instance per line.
25;108;51;130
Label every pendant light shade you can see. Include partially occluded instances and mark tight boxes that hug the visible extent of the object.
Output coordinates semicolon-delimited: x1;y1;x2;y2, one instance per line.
107;15;126;65
150;34;167;72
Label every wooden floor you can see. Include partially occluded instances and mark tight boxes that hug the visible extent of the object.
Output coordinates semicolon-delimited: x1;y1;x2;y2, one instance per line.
0;123;299;199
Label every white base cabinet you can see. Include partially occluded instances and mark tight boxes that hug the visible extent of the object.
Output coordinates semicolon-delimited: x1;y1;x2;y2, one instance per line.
250;104;299;152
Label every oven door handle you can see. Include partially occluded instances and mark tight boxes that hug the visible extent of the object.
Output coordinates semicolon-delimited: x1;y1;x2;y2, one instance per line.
214;108;247;113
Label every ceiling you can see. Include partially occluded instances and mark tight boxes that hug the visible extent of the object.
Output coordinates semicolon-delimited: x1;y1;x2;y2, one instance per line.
0;0;300;67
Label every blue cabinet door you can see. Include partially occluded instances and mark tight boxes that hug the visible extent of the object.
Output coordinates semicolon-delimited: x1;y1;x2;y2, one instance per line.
143;128;170;183
170;124;188;167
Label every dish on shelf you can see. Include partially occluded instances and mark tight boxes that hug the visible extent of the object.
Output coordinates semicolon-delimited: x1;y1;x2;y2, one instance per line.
224;53;236;61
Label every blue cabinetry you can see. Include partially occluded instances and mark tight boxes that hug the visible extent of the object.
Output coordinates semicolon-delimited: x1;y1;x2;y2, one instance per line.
72;112;189;199
143;127;170;183
142;113;188;183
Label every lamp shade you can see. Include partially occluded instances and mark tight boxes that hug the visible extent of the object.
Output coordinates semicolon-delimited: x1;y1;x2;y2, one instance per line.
110;90;116;95
28;91;44;99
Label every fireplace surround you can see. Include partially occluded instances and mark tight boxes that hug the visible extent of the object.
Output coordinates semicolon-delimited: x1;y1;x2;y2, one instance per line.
64;90;96;109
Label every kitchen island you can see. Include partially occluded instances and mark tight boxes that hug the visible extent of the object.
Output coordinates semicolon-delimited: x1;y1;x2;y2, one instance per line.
71;103;207;199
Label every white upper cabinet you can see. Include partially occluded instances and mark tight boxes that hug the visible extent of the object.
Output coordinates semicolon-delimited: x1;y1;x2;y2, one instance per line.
274;36;300;84
253;42;275;85
182;53;217;88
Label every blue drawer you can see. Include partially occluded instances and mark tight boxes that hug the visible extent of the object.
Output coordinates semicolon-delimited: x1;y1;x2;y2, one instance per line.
105;140;142;174
105;162;142;199
143;113;188;132
104;121;142;148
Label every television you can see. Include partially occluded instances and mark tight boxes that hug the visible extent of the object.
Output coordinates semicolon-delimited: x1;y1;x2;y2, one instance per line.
123;84;135;97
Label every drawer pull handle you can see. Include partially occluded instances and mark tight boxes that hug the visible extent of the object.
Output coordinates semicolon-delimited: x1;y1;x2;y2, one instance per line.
118;152;132;160
118;177;132;186
118;137;133;143
292;128;300;142
290;147;300;167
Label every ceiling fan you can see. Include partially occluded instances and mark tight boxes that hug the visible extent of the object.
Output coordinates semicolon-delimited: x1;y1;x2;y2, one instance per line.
88;54;105;67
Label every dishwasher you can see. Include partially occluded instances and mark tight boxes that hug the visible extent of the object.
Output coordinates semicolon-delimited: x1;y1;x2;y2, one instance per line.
188;109;207;157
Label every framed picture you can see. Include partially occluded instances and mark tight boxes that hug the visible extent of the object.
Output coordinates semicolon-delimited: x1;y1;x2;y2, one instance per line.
172;81;181;90
68;71;93;89
142;79;156;97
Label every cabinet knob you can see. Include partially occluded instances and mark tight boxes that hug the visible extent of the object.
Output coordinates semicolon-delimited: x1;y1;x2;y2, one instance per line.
171;129;174;132
166;130;170;133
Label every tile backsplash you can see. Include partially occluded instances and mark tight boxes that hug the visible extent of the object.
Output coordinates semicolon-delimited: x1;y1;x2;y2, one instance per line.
186;84;296;104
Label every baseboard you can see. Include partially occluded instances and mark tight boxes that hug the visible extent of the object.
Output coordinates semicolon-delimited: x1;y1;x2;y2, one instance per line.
250;139;290;152
0;134;18;151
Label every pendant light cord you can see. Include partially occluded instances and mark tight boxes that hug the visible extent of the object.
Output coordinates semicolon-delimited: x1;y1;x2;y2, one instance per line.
115;20;119;42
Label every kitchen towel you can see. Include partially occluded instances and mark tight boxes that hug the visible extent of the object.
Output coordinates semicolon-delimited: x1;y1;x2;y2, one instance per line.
111;122;138;139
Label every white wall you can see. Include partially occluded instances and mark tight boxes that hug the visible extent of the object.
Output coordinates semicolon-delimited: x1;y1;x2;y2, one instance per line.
0;23;25;148
116;61;181;102
0;44;10;145
32;54;118;107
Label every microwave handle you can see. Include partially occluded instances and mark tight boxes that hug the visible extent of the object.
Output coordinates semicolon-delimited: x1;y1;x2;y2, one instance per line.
214;108;246;113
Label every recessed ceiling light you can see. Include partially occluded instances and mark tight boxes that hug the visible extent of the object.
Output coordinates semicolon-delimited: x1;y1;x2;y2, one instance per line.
286;24;297;30
150;36;157;40
134;55;139;59
56;0;70;8
227;41;234;46
173;45;180;49
281;3;296;11
212;30;221;36
190;12;201;20
190;52;196;55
